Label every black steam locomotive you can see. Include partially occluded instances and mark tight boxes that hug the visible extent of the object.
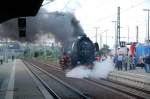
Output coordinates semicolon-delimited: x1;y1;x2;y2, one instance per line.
60;35;99;69
71;35;96;67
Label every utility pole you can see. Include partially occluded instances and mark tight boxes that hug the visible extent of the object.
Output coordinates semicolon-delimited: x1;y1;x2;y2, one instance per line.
127;26;129;43
136;26;139;43
94;27;100;43
43;40;46;57
143;9;150;43
106;31;108;45
5;38;8;62
100;30;109;48
112;21;117;54
117;7;120;47
100;34;102;48
120;26;129;43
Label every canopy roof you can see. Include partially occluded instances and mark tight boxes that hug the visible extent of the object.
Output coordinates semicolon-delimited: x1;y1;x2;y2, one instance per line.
0;0;44;23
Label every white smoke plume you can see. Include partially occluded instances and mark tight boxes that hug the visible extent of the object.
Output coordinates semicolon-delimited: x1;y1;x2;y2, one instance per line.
66;56;115;79
66;66;92;78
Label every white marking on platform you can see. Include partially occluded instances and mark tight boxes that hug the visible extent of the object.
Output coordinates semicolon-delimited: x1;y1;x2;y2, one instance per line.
5;60;16;99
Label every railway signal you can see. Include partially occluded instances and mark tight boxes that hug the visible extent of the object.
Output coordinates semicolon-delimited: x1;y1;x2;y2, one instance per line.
18;17;26;37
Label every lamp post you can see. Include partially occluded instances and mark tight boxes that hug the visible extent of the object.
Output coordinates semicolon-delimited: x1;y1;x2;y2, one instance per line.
112;21;117;53
143;9;150;42
93;27;100;43
100;29;109;48
106;31;108;45
100;34;102;48
128;28;130;43
120;25;129;43
126;26;130;43
4;38;8;62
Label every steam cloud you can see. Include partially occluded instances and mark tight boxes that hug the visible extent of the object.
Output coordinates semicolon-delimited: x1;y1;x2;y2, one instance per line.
0;9;84;47
66;56;115;79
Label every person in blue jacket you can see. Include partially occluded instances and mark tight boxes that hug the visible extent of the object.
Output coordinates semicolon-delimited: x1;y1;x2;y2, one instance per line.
144;55;150;73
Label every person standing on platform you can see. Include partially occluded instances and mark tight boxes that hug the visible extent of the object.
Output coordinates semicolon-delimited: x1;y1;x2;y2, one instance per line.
123;54;128;71
138;56;145;69
132;55;137;70
0;55;3;64
113;54;118;70
144;55;150;73
129;55;133;70
117;54;123;71
12;55;15;61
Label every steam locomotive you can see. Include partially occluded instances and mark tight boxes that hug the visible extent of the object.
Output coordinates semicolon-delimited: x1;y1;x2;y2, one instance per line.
60;35;99;69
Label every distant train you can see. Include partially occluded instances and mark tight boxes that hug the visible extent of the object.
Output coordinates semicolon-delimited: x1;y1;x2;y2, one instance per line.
59;35;99;70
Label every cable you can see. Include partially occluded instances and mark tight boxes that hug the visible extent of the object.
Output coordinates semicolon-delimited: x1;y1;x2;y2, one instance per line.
61;0;83;12
41;0;54;7
61;0;73;11
96;0;150;23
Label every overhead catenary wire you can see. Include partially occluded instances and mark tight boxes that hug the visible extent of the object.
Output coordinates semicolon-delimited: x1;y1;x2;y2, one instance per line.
96;0;150;23
41;0;55;7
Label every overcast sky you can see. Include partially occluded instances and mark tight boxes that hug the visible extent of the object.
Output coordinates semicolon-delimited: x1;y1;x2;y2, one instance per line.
42;0;150;48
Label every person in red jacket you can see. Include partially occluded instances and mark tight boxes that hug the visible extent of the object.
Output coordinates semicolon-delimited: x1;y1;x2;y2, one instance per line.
95;55;101;61
59;52;70;70
130;43;136;57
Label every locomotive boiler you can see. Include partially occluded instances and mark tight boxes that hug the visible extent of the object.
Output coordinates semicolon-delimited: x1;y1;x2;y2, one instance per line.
60;35;99;69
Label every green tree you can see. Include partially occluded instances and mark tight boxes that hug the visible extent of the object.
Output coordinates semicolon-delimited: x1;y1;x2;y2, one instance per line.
97;44;111;56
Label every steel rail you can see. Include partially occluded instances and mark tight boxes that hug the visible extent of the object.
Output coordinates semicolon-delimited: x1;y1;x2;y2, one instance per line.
24;60;91;99
85;78;150;99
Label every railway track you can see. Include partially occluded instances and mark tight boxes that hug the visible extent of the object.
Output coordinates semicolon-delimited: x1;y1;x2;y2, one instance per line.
86;78;150;99
23;60;91;99
26;59;150;99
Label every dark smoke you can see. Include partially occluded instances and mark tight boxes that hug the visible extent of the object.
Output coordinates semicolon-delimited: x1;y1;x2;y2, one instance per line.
0;9;84;47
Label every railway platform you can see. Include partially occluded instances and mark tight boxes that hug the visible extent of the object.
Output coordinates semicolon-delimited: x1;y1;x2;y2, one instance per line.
0;59;53;99
1;59;150;99
108;67;150;90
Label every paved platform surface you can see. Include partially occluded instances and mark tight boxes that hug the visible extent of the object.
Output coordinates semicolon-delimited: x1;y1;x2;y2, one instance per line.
108;67;150;90
113;67;150;78
127;67;148;73
0;59;46;99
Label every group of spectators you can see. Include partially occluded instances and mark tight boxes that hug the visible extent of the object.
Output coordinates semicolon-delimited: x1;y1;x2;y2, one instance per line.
113;54;136;71
113;54;150;73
